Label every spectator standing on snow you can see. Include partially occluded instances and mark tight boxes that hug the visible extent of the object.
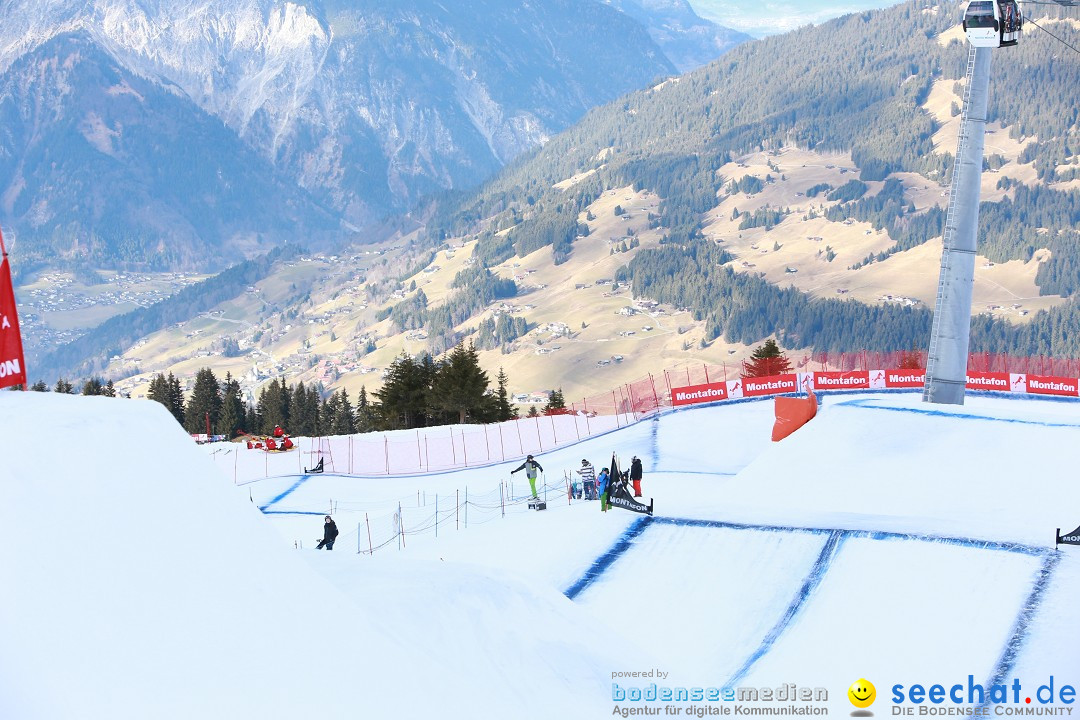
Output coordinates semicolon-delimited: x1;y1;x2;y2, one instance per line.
511;455;544;500
577;459;597;500
597;467;611;512
630;456;643;497
316;515;339;550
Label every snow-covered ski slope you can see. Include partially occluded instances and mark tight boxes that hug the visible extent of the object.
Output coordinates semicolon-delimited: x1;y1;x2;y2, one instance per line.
2;391;1078;719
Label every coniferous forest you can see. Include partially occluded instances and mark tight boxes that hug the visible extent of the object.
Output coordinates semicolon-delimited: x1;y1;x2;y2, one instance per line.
415;0;1080;357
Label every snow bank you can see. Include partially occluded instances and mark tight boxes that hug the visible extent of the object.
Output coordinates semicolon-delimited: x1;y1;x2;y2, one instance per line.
0;393;627;719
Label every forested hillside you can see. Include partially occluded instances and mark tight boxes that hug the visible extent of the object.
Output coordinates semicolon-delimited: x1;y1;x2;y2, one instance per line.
419;0;1080;356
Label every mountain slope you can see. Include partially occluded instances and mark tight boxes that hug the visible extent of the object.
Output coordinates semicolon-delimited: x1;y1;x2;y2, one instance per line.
33;1;1080;396
0;0;701;273
604;0;752;72
0;32;341;272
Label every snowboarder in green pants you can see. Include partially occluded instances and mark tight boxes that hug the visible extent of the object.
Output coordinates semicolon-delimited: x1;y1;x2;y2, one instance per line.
511;455;544;500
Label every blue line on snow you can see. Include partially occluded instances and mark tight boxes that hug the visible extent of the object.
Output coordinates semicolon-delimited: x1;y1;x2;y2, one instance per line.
838;398;1080;429
261;510;327;516
648;470;739;477
650;415;660;471
258;475;313;511
983;550;1062;696
564;516;655;601
725;531;845;687
649;517;1045;557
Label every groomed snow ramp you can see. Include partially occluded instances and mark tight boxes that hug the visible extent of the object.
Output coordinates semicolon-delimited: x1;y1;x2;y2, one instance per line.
0;393;515;719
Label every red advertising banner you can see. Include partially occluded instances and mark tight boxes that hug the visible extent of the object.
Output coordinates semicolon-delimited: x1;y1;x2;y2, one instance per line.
740;374;799;398
965;371;1012;392
809;371;869;391
671;381;729;407
882;369;926;388
0;232;27;390
1024;374;1079;397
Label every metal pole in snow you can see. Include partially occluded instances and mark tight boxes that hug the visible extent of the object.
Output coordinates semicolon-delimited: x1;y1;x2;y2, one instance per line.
456;489;459;530
366;513;373;556
435;494;439;538
465;487;468;529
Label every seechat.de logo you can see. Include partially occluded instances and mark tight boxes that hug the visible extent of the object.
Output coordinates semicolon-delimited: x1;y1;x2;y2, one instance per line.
849;678;877;715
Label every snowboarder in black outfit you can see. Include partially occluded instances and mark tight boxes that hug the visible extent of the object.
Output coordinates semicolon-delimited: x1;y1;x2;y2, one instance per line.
630;456;643;497
316;515;338;550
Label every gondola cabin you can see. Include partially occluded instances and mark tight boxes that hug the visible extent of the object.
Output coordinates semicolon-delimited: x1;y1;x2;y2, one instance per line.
963;0;1022;47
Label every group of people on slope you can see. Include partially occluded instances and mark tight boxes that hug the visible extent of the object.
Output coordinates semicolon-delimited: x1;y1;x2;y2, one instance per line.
575;455;643;512
247;424;295;451
312;452;646;550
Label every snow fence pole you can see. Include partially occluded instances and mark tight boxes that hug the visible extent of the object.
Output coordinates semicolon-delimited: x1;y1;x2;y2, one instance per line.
435;494;439;538
456;489;460;530
500;481;505;519
366;513;373;556
465;486;468;529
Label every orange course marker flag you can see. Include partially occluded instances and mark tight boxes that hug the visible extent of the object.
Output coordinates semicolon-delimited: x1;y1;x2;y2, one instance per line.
771;390;817;442
0;229;27;390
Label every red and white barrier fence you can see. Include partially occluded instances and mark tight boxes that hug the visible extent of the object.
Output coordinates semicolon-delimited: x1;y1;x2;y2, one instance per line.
207;365;1079;484
668;369;1080;410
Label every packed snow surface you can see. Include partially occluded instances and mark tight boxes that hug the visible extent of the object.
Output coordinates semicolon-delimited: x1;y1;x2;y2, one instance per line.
2;390;1078;719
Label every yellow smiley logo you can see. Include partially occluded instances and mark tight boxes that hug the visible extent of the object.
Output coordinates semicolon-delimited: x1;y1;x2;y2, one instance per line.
848;679;876;709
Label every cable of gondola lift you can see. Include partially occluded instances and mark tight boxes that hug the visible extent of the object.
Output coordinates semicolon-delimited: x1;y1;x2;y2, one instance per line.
1019;13;1080;55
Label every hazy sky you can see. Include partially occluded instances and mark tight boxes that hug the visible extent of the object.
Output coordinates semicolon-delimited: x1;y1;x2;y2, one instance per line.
687;0;901;37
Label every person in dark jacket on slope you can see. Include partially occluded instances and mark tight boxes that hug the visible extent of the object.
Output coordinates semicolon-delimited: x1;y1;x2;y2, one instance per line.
316;515;339;550
630;456;643;497
511;455;544;500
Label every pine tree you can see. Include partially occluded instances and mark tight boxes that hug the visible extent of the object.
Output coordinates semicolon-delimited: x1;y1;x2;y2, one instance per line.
290;381;317;436
355;386;376;433
742;339;793;378
429;342;491;424
184;368;222;434
256;378;287;433
167;373;185;425
81;378;104;396
374;353;431;430
244;404;259;436
544;388;567;414
526;405;539;418
147;373;170;410
54;379;74;394
332;390;356;435
495;368;516;421
30;380;48;392
307;385;324;435
321;392;339;433
102;380;116;397
219;373;245;439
